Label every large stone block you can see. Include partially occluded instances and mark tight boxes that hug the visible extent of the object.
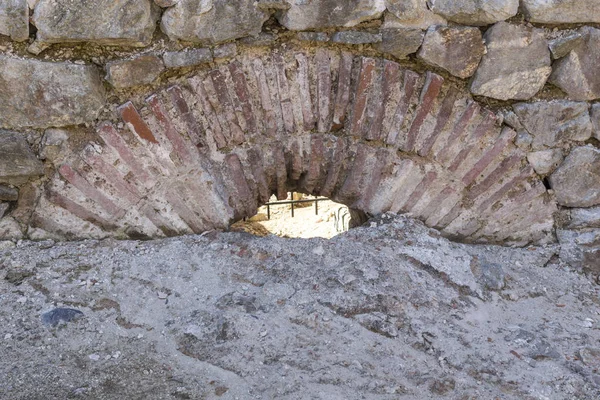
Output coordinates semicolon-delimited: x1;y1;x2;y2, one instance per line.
470;22;551;101
428;0;518;26
513;101;592;150
0;0;28;41
549;146;600;207
550;27;600;101
0;57;105;129
0;131;44;184
32;0;159;46
417;26;484;79
384;1;446;29
276;0;385;30
162;0;269;44
521;0;600;24
105;55;165;89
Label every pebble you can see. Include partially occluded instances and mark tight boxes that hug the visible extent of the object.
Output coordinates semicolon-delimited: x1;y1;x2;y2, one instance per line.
41;308;84;327
88;354;100;361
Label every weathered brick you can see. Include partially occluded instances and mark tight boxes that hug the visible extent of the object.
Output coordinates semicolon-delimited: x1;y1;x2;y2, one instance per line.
295;53;316;131
210;70;245;145
434;101;480;166
367;60;400;141
118;102;159;144
404;72;444;152
386;70;420;146
403;171;438;213
349;58;377;138
332;52;354;130
189;76;228;149
106;55;165;89
228;62;260;136
246;149;271;204
315;49;332;133
224;153;256;219
252;58;278;137
448;112;497;173
461;127;516;186
167;85;205;148
418;87;459;157
273;52;296;134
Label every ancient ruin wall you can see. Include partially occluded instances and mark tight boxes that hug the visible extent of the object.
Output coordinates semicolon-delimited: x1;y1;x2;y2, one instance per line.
0;0;599;270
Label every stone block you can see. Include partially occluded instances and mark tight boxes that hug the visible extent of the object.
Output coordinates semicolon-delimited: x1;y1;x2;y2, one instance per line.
0;131;44;184
276;0;385;30
331;31;382;45
527;149;563;176
548;32;584;60
566;206;600;229
513;101;592;150
550;27;600;101
521;0;600;24
470;22;551;101
592;103;600;140
106;55;165;89
296;32;330;42
384;1;446;29
0;57;105;129
0;185;18;201
163;48;213;69
417;26;484;79
213;43;237;59
378;27;424;59
428;0;518;26
0;0;28;41
549;146;600;207
33;0;159;46
161;0;269;44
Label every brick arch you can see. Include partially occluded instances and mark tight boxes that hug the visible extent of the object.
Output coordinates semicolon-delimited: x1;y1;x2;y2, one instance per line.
32;48;556;244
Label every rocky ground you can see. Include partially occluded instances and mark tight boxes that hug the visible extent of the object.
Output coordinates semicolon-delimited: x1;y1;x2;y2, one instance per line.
1;214;599;400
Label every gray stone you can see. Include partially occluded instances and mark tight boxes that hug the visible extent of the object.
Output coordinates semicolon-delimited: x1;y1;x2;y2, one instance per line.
105;55;165;89
378;27;424;59
514;131;534;150
549;146;600;207
163;48;212;69
331;31;382;45
481;262;505;291
385;0;421;19
276;0;385;30
256;0;291;11
521;0;600;24
0;185;18;201
548;32;584;60
0;57;105;129
0;0;29;41
580;347;600;368
33;0;159;47
385;0;446;29
41;308;84;327
161;0;269;44
565;206;600;229
0;131;44;183
527;149;564;176
154;0;179;7
550;27;600;101
428;0;519;26
470;22;551;101
501;110;523;130
39;129;69;162
296;32;330;42
212;43;237;59
417;26;484;79
513;101;592;150
592;103;600;140
0;203;8;219
557;228;600;274
527;339;561;360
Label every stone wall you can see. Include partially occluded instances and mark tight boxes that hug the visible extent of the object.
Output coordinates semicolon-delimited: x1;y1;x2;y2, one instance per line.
0;0;599;271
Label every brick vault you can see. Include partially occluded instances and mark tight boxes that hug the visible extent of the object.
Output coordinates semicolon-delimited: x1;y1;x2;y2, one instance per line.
32;47;556;245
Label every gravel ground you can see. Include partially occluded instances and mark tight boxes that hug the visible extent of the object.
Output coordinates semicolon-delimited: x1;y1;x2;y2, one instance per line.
1;214;599;400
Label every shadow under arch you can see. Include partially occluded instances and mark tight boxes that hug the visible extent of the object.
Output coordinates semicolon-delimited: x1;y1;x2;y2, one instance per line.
31;45;556;245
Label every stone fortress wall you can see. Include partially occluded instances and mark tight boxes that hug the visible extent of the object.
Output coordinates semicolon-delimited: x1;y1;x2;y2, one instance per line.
0;0;598;272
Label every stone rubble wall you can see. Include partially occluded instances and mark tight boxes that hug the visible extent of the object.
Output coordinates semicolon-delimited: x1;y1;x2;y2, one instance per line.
0;0;599;271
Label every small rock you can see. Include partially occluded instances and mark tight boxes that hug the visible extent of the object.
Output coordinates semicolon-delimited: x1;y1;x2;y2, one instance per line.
163;48;213;69
514;130;534;150
566;206;600;229
275;0;385;30
549;146;600;207
312;245;324;256
255;0;290;11
378;27;424;59
527;339;561;360
579;347;600;368
557;228;600;274
548;32;584;60
428;0;519;26
105;55;165;88
550;27;600;101
39;129;70;162
527;149;564;175
0;184;18;201
41;308;84;327
513;101;592;150
161;0;269;44
501;110;523;130
88;354;100;361
480;262;505;291
521;0;600;24
296;32;330;42
0;131;44;184
4;333;12;340
212;43;237;59
470;22;551;100
331;31;382;45
417;25;484;79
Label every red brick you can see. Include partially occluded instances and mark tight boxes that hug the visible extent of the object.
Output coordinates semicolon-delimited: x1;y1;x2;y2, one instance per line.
435;101;480;165
46;189;117;231
190;76;228;149
404;72;444;152
466;152;522;202
448;112;497;173
301;135;325;194
424;187;461;228
320;137;347;198
289;140;304;182
210;69;245;145
338;144;372;205
418;87;458;157
357;148;390;211
118;101;158;144
273;52;296;134
315;49;332;133
58;164;124;218
386;70;420;146
477;166;534;213
295;53;316;131
166;85;205;148
461;127;516;186
224;153;256;218
246;149;271;204
403;170;438;213
252;58;278;137
228;61;260;136
367;60;400;141
164;189;204;233
332;52;354;130
274;145;288;200
349;58;377;138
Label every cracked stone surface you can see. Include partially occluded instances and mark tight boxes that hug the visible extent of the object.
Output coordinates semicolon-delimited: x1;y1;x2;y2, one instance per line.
1;215;598;399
